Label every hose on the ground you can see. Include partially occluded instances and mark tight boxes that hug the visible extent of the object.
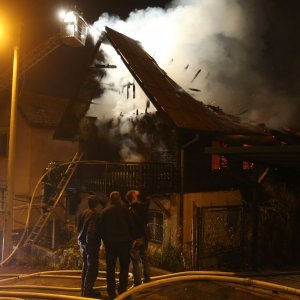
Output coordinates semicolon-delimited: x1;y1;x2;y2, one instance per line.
0;291;96;300
0;297;25;300
0;270;131;284
0;270;300;299
116;274;300;300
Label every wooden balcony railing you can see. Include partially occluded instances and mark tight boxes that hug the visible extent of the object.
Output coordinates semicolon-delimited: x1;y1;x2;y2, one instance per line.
70;161;178;195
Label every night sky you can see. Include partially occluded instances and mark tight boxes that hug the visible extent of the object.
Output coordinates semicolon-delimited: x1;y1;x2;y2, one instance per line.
1;0;300;129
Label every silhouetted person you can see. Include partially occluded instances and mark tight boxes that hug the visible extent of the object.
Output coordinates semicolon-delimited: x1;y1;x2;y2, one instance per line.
42;162;59;212
126;190;150;286
100;191;134;300
77;195;102;298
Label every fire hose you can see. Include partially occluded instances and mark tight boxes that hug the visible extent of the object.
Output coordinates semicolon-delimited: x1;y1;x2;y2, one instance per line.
0;270;299;299
116;273;300;300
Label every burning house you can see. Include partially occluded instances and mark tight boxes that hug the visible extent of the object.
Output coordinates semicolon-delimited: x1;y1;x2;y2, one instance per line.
51;27;300;269
1;18;300;270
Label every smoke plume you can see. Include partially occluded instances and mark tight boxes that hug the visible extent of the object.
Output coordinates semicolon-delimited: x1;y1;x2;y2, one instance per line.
79;112;177;162
88;0;299;130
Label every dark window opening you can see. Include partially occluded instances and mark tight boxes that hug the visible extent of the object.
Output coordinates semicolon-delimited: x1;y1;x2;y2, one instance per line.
0;133;8;157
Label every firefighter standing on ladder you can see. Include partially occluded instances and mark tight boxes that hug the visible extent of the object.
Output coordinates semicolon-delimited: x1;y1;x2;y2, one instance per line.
42;162;59;213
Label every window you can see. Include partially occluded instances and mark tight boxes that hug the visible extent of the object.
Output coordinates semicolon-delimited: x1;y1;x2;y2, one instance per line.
211;140;228;170
0;188;6;210
242;144;254;170
0;133;8;157
148;210;164;243
243;161;254;170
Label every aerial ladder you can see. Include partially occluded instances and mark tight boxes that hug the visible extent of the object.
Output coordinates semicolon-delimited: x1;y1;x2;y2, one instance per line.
23;152;84;247
0;9;90;93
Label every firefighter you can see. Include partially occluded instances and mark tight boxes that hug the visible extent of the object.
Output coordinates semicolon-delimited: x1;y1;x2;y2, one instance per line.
126;190;151;286
42;162;59;212
100;191;135;300
77;194;102;298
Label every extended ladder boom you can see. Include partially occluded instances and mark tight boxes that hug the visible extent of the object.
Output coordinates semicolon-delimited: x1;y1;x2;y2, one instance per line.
0;35;61;93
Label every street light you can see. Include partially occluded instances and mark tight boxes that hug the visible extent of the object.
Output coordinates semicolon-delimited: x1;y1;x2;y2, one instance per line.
0;17;9;49
1;21;20;263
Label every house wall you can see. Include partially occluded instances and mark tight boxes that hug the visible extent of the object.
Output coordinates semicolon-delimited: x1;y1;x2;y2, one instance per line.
180;190;242;268
165;194;180;248
146;191;243;270
14;113;32;196
182;190;243;245
148;194;180;248
0;108;78;230
29;127;78;194
182;138;247;193
0;102;11;185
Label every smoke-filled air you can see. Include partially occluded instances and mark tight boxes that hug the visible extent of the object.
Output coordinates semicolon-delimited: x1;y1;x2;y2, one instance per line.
86;0;299;130
80;0;299;162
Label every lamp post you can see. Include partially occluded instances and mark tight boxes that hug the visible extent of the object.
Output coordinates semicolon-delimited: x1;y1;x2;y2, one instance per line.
1;24;20;262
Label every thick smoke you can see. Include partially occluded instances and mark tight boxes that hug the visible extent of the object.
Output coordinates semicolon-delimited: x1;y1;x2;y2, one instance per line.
88;0;299;130
79;112;177;162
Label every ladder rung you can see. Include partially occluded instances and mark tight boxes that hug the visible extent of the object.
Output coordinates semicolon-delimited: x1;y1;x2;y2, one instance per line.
37;217;46;223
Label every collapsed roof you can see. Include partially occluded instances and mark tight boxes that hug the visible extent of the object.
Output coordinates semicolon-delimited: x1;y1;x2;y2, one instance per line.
53;27;300;170
54;27;266;140
105;27;266;135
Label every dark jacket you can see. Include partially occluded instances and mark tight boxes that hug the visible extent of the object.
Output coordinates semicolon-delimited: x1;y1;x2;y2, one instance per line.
100;203;134;244
77;208;101;248
130;201;148;239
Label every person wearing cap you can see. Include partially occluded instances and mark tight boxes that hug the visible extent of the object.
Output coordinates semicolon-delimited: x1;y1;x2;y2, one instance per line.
77;194;102;298
100;191;135;300
126;190;151;286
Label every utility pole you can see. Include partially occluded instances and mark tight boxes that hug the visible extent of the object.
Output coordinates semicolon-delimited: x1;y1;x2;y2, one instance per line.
2;24;20;262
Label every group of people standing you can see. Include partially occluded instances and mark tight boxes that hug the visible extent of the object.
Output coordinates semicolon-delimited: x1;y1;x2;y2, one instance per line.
77;190;150;300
